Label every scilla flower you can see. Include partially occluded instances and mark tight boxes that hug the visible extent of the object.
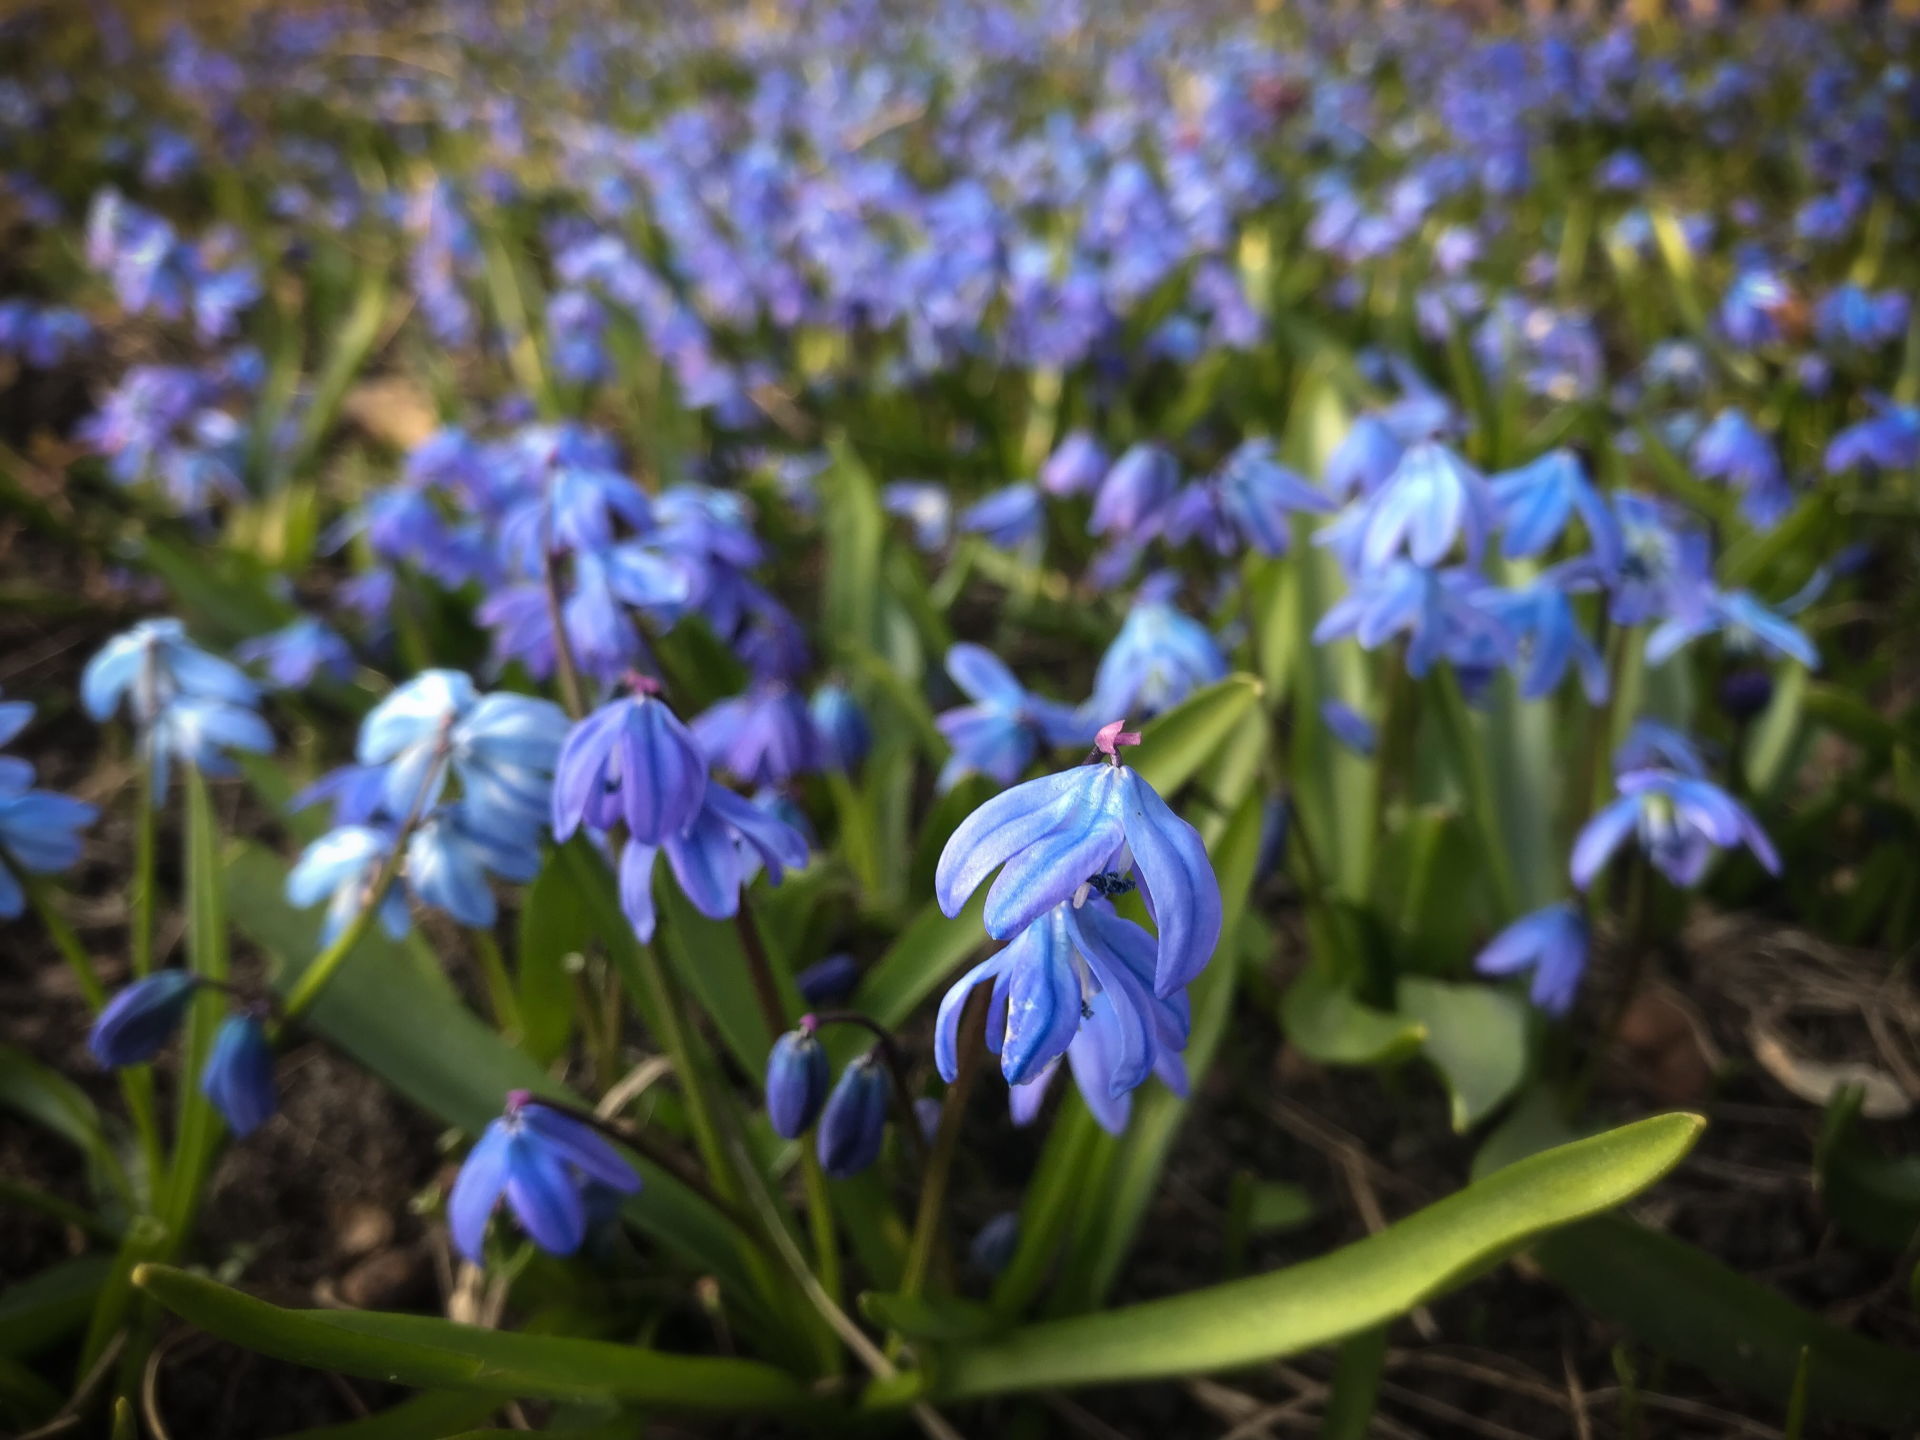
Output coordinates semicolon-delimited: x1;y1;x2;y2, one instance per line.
616;780;810;942
1085;584;1228;721
1474;903;1589;1015
766;1021;831;1139
959;483;1044;550
935;645;1085;792
816;1054;890;1178
1088;443;1178;540
1320;700;1376;756
287;825;411;943
1163;440;1334;557
82;619;272;796
693;684;820;787
1041;431;1107;497
1646;589;1817;669
551;684;707;846
809;683;871;773
1573;769;1780;890
1353;441;1494;571
935;721;1220;996
1006;983;1190;1136
1488;450;1623;573
201;1010;276;1136
0;702;95;918
450;1091;641;1264
235;616;355;691
360;670;568;832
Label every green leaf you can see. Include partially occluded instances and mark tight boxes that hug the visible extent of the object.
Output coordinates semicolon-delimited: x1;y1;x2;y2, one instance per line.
820;435;887;661
925;1114;1702;1400
221;843;751;1295
652;882;774;1072
839;890;987;1061
1321;1325;1388;1440
0;1046;129;1209
860;1291;1000;1342
1533;1216;1920;1430
0;1255;111;1358
135;1265;815;1414
1397;978;1529;1133
1130;673;1263;797
280;1393;500;1440
516;858;589;1068
1815;1085;1920;1253
1281;967;1427;1067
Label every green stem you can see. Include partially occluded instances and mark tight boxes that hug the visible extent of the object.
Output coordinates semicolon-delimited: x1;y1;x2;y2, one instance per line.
899;990;987;1300
469;928;521;1036
1431;666;1520;919
131;765;156;980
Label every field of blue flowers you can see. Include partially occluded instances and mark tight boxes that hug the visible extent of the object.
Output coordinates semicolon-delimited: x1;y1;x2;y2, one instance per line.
4;2;1920;1436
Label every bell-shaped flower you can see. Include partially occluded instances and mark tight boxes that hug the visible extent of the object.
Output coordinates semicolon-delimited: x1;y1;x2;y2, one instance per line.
616;780;811;942
1573;769;1780;890
1647;589;1817;670
358;669;476;818
1007;987;1191;1136
935;726;1221;996
1691;410;1791;531
935;644;1085;792
1313;561;1510;680
449;1090;641;1264
1353;441;1494;571
1324;415;1405;500
816;1054;889;1178
235;617;355;691
1488;449;1623;572
1041;431;1107;497
1085;593;1227;721
88;970;198;1067
551;689;706;846
201;1010;276;1137
766;1024;831;1139
287;825;411;943
882;482;953;552
1474;903;1589;1015
83;618;259;727
795;953;860;1006
809;683;871;773
0;768;95;920
1606;493;1712;627
406;804;542;929
1088;443;1178;540
1164;440;1333;558
693;684;820;787
959;483;1044;550
1478;580;1608;702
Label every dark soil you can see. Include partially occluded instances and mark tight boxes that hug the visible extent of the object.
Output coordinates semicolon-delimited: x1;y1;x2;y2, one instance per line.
4;513;1919;1439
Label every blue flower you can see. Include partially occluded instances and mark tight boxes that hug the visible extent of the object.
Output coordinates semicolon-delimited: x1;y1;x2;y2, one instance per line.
88;970;197;1067
1475;903;1588;1015
616;780;811;941
1826;405;1920;475
1088;443;1178;540
1691;411;1790;530
935;727;1221;996
960;483;1044;549
1573;769;1780;890
1488;450;1623;572
1006;985;1190;1136
1614;719;1710;777
1324;415;1405;500
1086;592;1228;721
201;1011;276;1137
83;618;259;723
407;804;541;928
551;689;707;846
287;825;412;943
1313;562;1509;679
694;684;820;787
290;765;388;828
1720;268;1792;350
1352;441;1493;572
1319;700;1376;756
882;482;953;552
235;617;355;691
1608;493;1712;627
809;683;870;773
795;953;860;1006
816;1054;889;1178
1480;580;1608;702
935;644;1085;792
1040;431;1107;497
449;1091;641;1264
360;670;567;832
765;1024;830;1139
1164;440;1334;557
1647;590;1818;669
0;766;95;920
1815;284;1907;350
969;1213;1021;1275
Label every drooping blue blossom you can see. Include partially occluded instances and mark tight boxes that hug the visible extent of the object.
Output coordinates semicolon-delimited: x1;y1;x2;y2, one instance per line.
1085;587;1228;721
551;687;707;846
1040;431;1107;497
795;953;860;1006
959;483;1044;550
82;619;272;796
1691;410;1791;530
1324;415;1406;501
1719;267;1792;350
449;1090;641;1264
1006;983;1190;1136
1488;449;1623;572
816;1053;890;1178
87;970;197;1068
969;1213;1021;1275
765;1023;831;1139
286;824;411;943
1088;443;1178;540
934;644;1085;793
1351;440;1494;571
1320;700;1376;756
615;779;811;942
201;1011;276;1137
1573;769;1779;889
1313;562;1510;679
359;670;566;832
1474;903;1588;1015
1614;719;1710;778
935;723;1221;997
1164;440;1333;557
809;683;870;773
1479;579;1608;702
235;617;355;690
0;698;94;918
1825;404;1920;475
290;764;389;829
694;684;820;787
1646;589;1818;669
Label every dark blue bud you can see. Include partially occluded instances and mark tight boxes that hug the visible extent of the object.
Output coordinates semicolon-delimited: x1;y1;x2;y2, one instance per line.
765;1027;830;1139
795;953;860;1006
817;1053;889;1178
88;970;197;1068
968;1212;1021;1276
200;1011;277;1137
809;684;871;772
1718;667;1775;722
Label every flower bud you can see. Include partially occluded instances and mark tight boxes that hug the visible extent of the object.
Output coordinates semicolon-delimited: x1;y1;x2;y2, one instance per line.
795;953;860;1007
816;1053;889;1178
969;1212;1021;1276
1718;667;1774;722
88;970;197;1068
200;1011;277;1137
765;1026;830;1139
809;684;871;773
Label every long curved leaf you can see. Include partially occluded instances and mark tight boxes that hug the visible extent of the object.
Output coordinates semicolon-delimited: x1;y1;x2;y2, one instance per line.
135;1265;815;1414
925;1113;1702;1400
1130;673;1263;797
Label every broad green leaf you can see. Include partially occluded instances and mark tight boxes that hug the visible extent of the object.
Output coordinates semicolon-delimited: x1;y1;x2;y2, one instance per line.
821;435;887;662
651;882;773;1073
1481;679;1558;914
1130;673;1263;797
1744;663;1811;801
1533;1216;1920;1430
1281;967;1426;1067
222;843;751;1295
0;1255;111;1358
279;1391;499;1440
135;1265;816;1414
516;857;589;1067
1397;977;1529;1133
140;536;295;644
927;1114;1701;1400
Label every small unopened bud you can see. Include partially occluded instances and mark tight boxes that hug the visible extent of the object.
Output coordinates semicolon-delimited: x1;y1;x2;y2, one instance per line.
765;1026;830;1139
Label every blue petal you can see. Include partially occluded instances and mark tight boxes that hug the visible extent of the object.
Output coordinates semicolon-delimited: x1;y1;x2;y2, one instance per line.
448;1120;513;1263
934;951;1009;1082
519;1105;642;1194
1571;795;1641;890
933;767;1088;919
505;1133;587;1256
998;911;1085;1085
982;769;1126;940
1117;769;1222;995
945;644;1026;707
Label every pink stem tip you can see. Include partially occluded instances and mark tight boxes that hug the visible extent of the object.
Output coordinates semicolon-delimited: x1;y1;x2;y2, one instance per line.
1094;720;1142;755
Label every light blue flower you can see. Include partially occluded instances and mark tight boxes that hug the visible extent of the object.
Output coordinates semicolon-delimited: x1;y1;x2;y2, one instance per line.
959;483;1044;550
407;804;542;928
1475;903;1588;1015
1573;769;1779;890
1085;593;1227;721
934;644;1085;792
286;825;411;943
1353;441;1494;571
1646;590;1817;670
616;780;811;942
1488;449;1623;572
